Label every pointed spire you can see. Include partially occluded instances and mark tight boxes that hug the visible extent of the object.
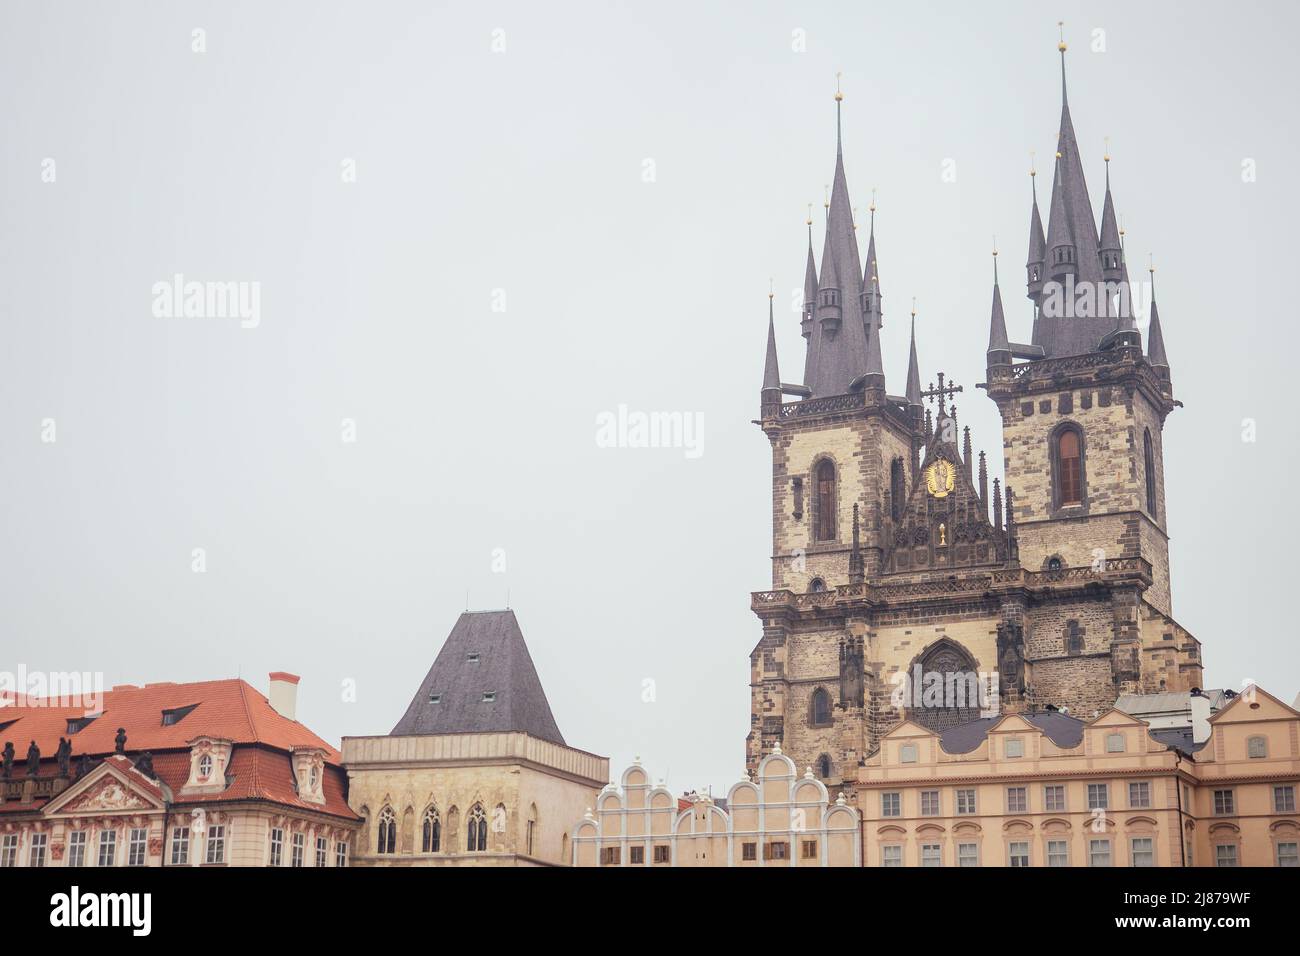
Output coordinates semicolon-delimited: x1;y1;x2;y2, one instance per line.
1099;140;1123;287
1037;22;1108;357
1146;258;1169;368
905;300;922;406
962;426;973;479
802;209;818;322
978;451;988;511
987;244;1011;359
804;77;874;397
1027;155;1047;274
992;477;1003;531
763;285;781;390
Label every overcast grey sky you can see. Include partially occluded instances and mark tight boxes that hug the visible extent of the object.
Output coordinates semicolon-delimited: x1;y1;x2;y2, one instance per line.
2;1;1296;794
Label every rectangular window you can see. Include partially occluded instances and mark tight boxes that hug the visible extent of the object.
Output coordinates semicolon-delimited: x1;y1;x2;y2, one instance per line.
291;832;305;868
956;789;976;815
763;841;789;861
1131;837;1154;867
269;827;284;867
1006;787;1027;813
881;792;900;817
1047;840;1068;867
1215;844;1238;868
128;828;148;867
316;836;328;868
958;843;979;867
1275;786;1296;813
882;845;903;867
899;743;917;764
653;844;670;864
29;833;47;868
1247;736;1268;758
206;825;225;864
336;841;347;867
801;839;818;860
921;843;942;867
1129;782;1151;809
742;842;757;861
68;831;87;868
1044;785;1066;812
1105;733;1126;753
0;835;17;868
629;845;644;865
1214;789;1235;815
1004;737;1024;758
1008;841;1030;867
170;827;189;865
1278;843;1299;867
600;846;620;866
1089;839;1112;867
98;830;117;867
921;790;940;816
1088;783;1109;810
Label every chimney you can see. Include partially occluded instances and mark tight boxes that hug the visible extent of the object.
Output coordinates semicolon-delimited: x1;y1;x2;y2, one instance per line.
1189;691;1212;745
268;672;300;721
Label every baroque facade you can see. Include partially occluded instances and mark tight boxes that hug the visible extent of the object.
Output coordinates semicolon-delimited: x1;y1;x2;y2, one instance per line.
343;610;608;866
748;36;1201;786
0;673;359;867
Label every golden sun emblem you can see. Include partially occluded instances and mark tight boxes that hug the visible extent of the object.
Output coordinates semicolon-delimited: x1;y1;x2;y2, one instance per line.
925;459;956;498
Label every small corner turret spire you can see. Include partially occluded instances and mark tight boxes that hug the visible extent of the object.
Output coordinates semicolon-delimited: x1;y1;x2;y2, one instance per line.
1146;255;1169;369
987;242;1011;363
761;282;782;415
905;298;922;407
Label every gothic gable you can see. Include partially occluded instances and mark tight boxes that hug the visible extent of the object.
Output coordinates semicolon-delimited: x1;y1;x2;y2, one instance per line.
882;438;1004;575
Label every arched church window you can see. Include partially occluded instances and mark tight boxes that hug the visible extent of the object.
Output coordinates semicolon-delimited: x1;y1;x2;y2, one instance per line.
1144;429;1157;519
814;459;837;541
809;577;826;593
816;754;833;778
1053;425;1085;508
421;806;441;853
377;806;397;855
1047;556;1063;572
466;804;487;852
809;687;832;727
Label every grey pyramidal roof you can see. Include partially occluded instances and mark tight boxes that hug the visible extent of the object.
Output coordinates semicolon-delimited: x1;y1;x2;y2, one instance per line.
390;609;566;745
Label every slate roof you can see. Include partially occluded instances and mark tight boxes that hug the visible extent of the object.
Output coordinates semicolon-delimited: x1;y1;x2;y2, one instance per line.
939;710;1086;754
390;610;566;745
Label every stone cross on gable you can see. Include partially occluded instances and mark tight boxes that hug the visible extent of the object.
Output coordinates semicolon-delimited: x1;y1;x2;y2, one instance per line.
921;372;963;416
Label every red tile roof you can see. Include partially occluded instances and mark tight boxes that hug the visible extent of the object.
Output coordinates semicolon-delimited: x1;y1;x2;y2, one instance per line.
0;679;357;821
0;678;340;760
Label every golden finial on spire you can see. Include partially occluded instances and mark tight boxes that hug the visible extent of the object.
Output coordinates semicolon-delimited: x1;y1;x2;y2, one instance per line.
805;203;813;226
1030;150;1036;177
853;206;859;231
869;186;877;213
1119;213;1126;238
1055;151;1063;159
835;71;843;102
911;296;917;318
823;184;830;210
992;235;998;257
768;277;774;299
1148;253;1155;275
1058;21;1067;52
1104;136;1111;163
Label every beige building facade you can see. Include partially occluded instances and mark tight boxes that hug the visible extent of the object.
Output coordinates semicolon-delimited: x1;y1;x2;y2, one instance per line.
853;687;1299;867
572;748;859;867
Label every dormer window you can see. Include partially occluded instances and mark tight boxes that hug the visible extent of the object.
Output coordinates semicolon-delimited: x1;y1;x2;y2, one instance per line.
428;692;442;704
161;704;198;727
66;714;99;734
466;653;480;664
482;691;497;703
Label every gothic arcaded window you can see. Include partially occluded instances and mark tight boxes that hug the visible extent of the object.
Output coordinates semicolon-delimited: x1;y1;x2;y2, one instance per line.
1052;424;1085;508
377;806;397;855
809;687;832;727
814;459;837;541
1144;429;1157;518
422;807;441;852
792;477;804;520
466;803;488;852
